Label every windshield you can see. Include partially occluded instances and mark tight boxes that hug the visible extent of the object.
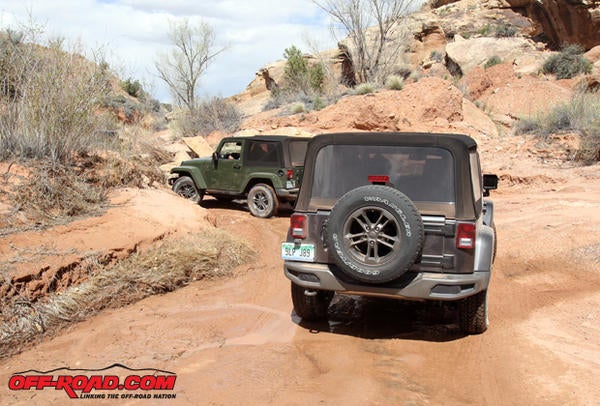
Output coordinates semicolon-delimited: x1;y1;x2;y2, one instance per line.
310;145;455;207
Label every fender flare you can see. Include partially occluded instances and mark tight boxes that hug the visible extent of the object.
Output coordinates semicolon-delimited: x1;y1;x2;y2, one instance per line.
171;166;207;190
243;173;280;193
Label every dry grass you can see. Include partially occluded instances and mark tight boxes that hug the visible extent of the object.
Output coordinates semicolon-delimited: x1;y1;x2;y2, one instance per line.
1;148;169;234
513;92;600;163
0;230;254;358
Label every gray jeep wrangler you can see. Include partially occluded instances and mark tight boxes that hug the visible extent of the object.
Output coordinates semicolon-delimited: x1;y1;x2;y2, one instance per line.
282;132;498;334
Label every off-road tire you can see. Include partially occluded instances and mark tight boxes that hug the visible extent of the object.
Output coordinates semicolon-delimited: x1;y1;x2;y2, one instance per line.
247;183;279;218
459;290;489;334
173;176;204;204
291;282;333;321
325;185;424;284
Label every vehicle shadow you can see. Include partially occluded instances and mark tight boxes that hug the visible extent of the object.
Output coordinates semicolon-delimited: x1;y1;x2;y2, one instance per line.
295;295;466;342
199;198;294;218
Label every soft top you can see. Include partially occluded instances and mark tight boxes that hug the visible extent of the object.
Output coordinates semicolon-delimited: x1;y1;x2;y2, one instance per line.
224;135;310;143
306;132;477;151
297;132;480;219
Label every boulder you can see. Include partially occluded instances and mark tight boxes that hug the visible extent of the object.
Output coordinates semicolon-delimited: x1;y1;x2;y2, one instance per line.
446;36;540;75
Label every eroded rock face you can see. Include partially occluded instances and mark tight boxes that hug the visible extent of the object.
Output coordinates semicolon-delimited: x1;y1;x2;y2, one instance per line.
445;36;541;75
505;0;600;50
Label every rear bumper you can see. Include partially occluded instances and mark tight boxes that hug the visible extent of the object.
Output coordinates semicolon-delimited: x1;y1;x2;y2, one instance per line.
276;188;299;201
284;261;490;301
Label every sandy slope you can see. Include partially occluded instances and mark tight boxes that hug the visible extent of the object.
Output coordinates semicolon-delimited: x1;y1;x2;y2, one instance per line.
1;137;599;404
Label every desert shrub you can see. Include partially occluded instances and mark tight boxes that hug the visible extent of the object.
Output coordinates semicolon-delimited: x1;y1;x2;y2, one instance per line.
10;162;107;222
484;56;502;69
542;45;592;80
313;96;326;111
430;50;444;63
494;22;517;38
290;103;306;114
120;78;143;98
308;62;325;94
385;75;404;90
0;30;112;164
174;97;242;137
476;24;492;36
353;82;376;95
514;92;600;162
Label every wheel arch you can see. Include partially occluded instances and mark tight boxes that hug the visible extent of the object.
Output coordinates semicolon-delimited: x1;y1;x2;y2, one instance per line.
171;166;207;190
243;175;276;194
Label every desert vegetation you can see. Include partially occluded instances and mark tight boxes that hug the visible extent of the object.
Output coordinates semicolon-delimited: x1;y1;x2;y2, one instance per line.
514;91;600;162
0;230;253;358
542;44;593;80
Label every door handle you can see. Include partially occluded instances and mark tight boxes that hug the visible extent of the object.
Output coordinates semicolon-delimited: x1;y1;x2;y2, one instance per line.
233;164;241;169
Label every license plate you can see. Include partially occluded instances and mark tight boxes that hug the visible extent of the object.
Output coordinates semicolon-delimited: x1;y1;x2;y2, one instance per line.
286;180;296;189
281;242;314;262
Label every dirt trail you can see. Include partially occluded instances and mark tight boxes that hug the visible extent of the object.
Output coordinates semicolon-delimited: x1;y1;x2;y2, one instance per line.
1;160;600;404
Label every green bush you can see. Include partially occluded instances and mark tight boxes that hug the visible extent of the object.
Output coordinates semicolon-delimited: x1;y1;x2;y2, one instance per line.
542;45;592;79
308;62;325;94
120;78;143;98
283;45;308;93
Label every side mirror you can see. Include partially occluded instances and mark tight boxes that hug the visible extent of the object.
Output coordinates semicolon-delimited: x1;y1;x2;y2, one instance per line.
483;174;498;196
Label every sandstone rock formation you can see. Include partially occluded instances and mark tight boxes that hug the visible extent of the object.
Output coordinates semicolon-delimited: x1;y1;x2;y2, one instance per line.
502;0;600;50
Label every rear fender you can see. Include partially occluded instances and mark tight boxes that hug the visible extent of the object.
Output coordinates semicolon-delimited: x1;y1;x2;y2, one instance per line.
482;199;494;226
244;173;280;192
474;222;494;275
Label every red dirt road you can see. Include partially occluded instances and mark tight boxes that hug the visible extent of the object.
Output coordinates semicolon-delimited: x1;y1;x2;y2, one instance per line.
1;160;600;405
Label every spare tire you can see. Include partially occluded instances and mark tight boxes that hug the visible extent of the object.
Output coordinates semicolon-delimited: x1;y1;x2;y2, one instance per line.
326;185;424;284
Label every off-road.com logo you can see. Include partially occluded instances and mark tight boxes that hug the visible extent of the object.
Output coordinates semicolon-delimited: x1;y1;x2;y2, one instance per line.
8;364;177;399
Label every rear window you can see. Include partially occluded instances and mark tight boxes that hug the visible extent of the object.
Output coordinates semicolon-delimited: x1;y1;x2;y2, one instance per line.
288;140;308;166
310;145;455;207
245;141;281;166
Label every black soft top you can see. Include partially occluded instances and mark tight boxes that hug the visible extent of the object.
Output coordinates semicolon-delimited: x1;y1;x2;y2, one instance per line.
297;132;480;219
226;135;309;143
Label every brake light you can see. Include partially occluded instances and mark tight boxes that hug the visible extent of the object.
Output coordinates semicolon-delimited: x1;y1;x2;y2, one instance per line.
368;175;390;184
456;223;476;249
287;169;294;180
290;214;307;239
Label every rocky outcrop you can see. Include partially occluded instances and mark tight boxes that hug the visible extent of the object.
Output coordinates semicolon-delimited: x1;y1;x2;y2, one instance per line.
445;36;544;75
501;0;600;50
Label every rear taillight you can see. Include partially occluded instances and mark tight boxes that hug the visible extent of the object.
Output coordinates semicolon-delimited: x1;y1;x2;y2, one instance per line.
287;169;294;180
456;222;476;249
368;175;390;184
290;214;307;239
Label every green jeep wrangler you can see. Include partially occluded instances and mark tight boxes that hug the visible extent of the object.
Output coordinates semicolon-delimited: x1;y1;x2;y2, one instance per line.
169;135;308;218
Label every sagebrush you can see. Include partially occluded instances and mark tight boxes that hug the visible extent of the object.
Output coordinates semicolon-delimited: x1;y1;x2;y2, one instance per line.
0;30;113;163
514;92;600;162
